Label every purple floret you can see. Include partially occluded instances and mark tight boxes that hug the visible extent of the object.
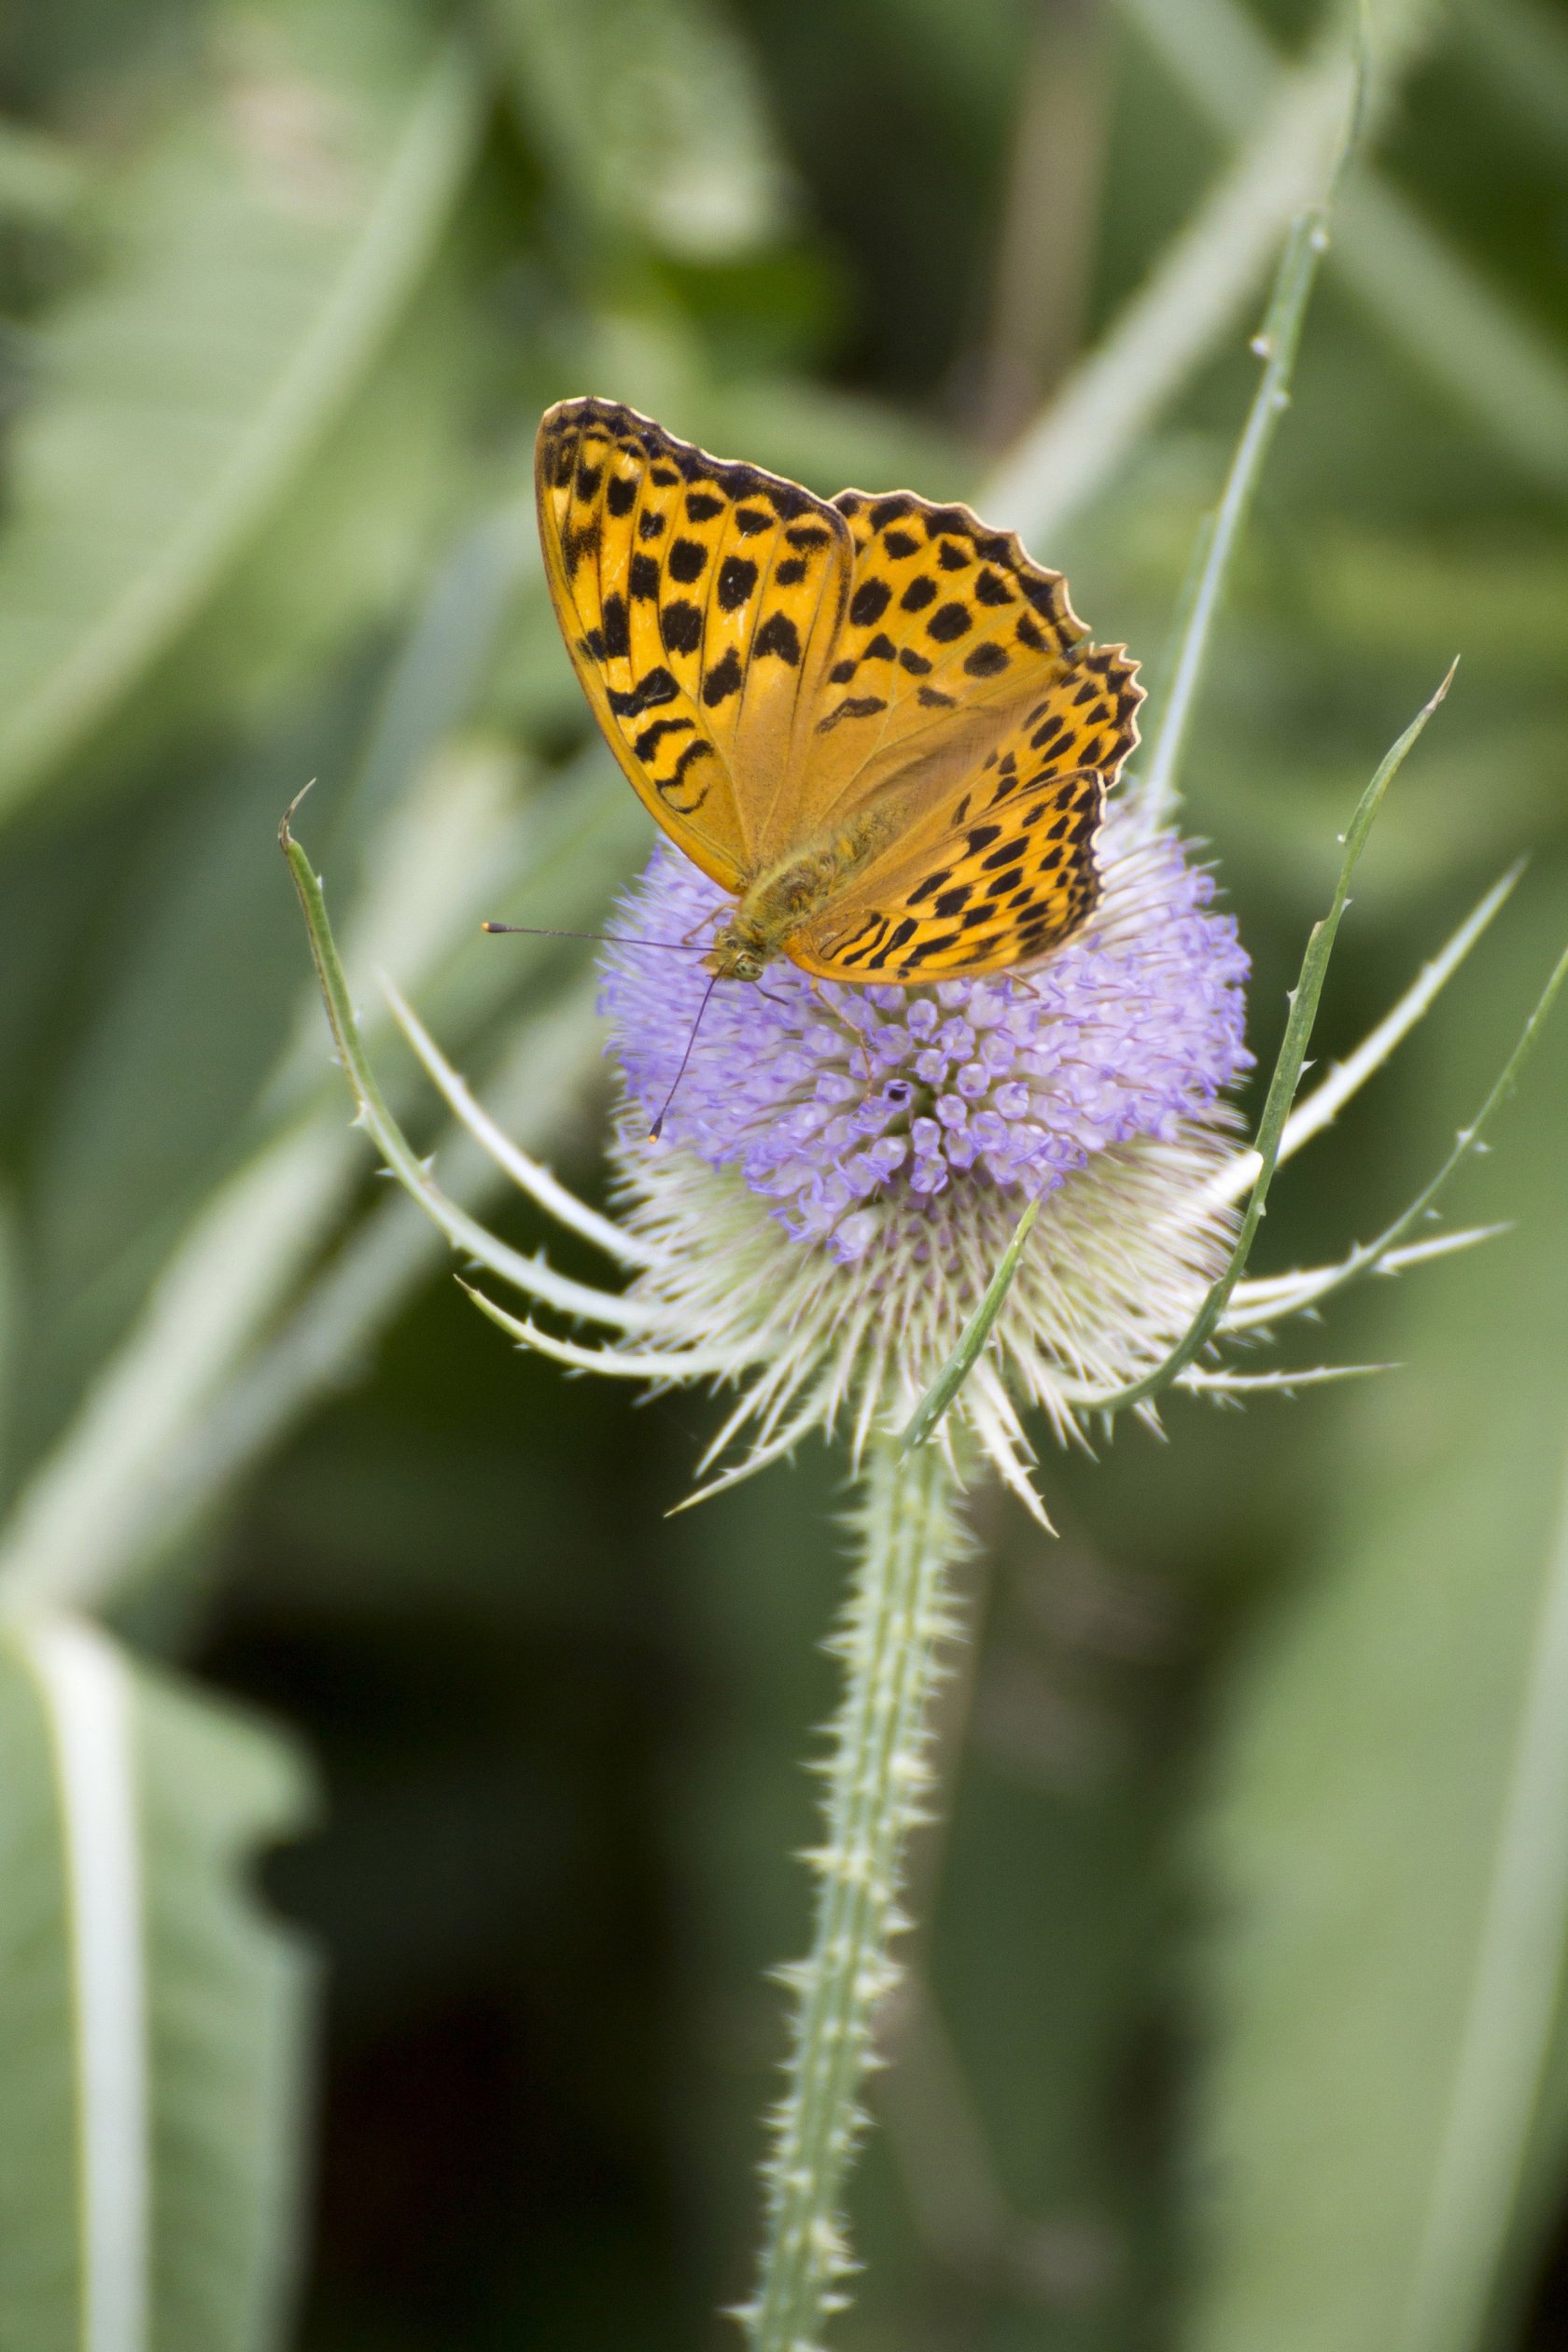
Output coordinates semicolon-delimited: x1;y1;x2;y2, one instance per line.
599;805;1252;1264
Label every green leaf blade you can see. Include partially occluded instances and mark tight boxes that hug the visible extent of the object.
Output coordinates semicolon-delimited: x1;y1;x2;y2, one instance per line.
0;1620;315;2352
0;1;482;819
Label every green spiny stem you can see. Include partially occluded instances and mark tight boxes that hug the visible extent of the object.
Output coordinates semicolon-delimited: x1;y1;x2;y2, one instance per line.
747;1439;969;2352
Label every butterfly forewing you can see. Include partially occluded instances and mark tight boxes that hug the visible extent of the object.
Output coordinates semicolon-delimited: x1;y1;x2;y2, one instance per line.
536;399;851;885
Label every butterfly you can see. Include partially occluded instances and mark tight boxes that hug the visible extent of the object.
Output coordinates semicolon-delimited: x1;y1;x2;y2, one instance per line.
535;397;1141;987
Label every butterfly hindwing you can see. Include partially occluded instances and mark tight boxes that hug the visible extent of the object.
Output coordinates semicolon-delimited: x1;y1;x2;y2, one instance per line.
790;772;1102;982
788;642;1138;982
785;643;1137;981
536;398;852;888
777;487;1134;854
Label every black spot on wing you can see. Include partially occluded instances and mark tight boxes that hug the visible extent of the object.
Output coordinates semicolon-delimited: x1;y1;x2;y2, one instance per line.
667;537;708;583
865;916;919;970
633;716;692;758
717;555;758;611
768;483;813;523
661;601;703;655
849;578;892;627
562;518;601;580
657;736;717;812
606;474;636;517
601;594;629;660
702;648;743;707
755;611;802;665
900;929;959;967
606;665;678;719
817;694;888;733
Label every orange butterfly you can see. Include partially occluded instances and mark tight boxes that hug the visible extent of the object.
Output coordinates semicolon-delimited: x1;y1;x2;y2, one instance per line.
536;397;1141;987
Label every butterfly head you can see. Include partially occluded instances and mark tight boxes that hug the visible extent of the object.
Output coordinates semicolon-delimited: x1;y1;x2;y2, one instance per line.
703;919;770;986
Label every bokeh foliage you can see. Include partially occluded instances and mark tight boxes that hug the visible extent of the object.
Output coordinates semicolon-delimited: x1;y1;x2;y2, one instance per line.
0;0;1565;2347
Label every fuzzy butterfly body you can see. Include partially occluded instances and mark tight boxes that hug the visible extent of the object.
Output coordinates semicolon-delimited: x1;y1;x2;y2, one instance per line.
536;397;1141;986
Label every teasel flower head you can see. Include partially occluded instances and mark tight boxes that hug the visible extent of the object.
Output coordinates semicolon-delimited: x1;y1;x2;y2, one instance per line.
588;802;1249;1509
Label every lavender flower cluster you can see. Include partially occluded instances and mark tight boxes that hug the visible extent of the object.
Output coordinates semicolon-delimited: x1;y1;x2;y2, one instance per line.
599;808;1252;1266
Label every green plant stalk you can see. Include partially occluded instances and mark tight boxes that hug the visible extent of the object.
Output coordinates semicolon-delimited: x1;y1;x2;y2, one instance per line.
746;1440;969;2352
1137;203;1329;833
281;799;692;1347
1220;932;1568;1340
1084;663;1451;1415
897;196;1342;1453
900;1197;1041;1454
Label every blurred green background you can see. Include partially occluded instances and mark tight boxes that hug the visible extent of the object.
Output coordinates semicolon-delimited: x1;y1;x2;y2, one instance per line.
1;1;1566;2347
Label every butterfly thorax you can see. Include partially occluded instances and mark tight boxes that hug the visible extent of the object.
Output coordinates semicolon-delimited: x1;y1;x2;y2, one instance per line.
705;803;905;981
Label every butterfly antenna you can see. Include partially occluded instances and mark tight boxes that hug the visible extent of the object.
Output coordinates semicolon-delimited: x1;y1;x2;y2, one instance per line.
482;921;706;952
650;973;721;1142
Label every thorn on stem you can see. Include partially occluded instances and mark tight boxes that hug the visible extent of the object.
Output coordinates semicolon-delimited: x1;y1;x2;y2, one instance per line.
277;777;317;847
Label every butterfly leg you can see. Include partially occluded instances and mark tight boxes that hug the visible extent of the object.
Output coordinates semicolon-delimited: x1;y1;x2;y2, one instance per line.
801;974;877;1087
